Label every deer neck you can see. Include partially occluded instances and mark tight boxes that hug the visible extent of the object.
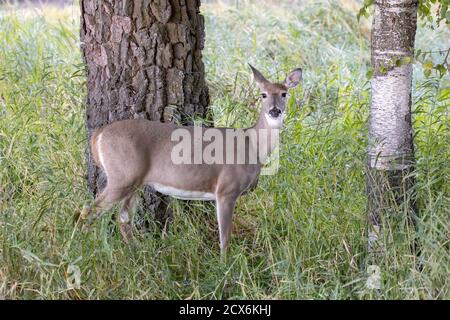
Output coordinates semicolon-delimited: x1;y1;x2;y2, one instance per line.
249;111;282;165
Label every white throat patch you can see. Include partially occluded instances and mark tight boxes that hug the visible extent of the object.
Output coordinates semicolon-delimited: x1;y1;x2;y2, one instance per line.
265;113;284;128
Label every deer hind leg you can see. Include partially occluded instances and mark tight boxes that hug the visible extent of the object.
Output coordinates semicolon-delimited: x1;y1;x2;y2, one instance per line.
116;194;135;244
81;184;134;230
216;195;238;256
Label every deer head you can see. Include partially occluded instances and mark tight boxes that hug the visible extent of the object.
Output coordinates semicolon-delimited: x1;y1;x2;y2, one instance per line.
249;64;302;129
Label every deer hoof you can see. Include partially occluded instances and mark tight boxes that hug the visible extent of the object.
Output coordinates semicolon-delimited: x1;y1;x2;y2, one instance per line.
118;223;133;245
81;222;91;233
80;205;91;220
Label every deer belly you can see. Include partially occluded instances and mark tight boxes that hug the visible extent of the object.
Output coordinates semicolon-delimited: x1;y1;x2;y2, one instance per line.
150;183;216;201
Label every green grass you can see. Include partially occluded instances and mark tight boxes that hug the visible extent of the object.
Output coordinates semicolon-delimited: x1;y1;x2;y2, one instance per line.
0;0;449;299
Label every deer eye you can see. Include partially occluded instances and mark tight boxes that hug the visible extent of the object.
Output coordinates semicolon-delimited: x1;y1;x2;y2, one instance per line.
281;92;287;98
261;93;267;99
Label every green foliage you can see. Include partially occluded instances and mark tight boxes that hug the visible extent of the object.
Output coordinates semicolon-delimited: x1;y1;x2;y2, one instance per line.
415;48;450;78
357;0;450;78
359;0;450;26
417;1;450;77
0;1;449;299
357;0;374;21
418;0;450;26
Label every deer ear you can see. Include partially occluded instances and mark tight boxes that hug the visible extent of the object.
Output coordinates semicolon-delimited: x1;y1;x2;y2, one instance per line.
284;68;302;88
248;64;268;89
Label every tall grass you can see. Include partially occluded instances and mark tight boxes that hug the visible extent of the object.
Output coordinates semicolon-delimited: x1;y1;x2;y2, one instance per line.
0;0;448;299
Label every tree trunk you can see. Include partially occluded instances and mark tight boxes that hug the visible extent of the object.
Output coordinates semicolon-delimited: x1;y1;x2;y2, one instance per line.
80;0;209;225
367;0;418;253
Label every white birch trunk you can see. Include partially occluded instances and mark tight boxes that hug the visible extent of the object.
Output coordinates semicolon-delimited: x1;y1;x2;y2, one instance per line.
367;0;418;252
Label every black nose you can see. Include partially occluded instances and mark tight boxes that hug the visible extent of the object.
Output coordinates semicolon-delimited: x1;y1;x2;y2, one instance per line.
269;108;281;118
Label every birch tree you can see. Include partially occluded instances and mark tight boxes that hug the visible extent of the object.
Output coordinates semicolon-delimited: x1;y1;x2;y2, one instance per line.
367;0;418;252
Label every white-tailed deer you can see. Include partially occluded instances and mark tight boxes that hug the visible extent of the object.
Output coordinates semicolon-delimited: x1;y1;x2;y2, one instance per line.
79;64;302;254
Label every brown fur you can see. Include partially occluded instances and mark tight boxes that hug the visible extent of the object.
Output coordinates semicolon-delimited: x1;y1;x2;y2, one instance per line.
267;83;288;92
80;65;302;255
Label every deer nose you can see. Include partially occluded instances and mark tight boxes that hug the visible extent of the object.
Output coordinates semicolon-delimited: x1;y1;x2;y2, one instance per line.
269;108;281;118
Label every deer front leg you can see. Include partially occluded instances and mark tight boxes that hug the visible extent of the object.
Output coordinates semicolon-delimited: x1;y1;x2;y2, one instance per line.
216;195;238;256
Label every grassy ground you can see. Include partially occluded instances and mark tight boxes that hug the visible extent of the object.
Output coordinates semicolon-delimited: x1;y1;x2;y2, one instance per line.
0;0;448;299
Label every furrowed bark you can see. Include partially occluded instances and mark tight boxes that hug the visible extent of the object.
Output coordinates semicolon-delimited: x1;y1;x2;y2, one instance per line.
367;0;418;253
80;0;209;226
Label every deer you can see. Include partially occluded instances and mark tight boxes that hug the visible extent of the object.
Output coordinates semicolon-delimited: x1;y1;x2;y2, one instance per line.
79;64;302;255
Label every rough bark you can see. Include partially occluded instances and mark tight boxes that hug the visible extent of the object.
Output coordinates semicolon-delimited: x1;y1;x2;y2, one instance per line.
367;0;418;253
80;0;209;225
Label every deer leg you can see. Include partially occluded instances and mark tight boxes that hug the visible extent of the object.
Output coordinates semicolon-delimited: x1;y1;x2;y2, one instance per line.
117;194;135;244
82;185;133;230
216;195;238;256
78;191;106;223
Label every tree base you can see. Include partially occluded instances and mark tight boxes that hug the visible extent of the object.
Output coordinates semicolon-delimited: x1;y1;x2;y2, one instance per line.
366;166;419;258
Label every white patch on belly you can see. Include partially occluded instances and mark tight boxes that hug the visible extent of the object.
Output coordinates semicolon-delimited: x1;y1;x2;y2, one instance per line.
151;183;216;201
